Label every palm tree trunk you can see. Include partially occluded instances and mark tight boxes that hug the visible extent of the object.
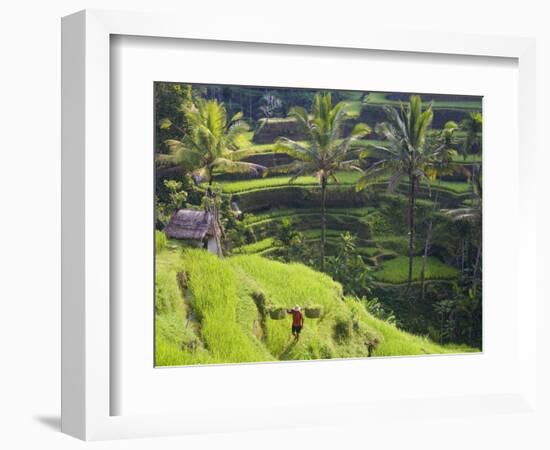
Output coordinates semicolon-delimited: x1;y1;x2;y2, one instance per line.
407;174;416;288
420;188;438;300
205;164;224;257
472;236;482;295
207;166;214;188
320;176;327;272
461;239;465;275
420;221;432;300
470;164;478;206
440;311;444;345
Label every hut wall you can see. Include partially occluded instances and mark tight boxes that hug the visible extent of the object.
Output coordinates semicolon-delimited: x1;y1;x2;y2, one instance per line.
207;236;221;256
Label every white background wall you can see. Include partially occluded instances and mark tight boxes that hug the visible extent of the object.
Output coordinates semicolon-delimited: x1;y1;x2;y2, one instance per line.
0;1;547;449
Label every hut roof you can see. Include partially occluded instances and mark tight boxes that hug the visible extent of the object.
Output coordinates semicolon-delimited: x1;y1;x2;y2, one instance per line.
164;209;218;240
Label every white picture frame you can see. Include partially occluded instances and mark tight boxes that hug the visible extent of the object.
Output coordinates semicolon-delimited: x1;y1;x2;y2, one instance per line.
61;9;537;441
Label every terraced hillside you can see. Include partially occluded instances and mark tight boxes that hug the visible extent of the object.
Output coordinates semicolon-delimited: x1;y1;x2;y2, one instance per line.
155;247;474;366
155;85;483;362
192;120;474;337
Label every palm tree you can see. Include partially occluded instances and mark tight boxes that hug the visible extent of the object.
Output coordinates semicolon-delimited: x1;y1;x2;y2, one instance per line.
163;99;265;257
273;93;371;271
356;95;442;289
460;111;483;158
460;111;483;205
163;98;265;186
419;121;460;299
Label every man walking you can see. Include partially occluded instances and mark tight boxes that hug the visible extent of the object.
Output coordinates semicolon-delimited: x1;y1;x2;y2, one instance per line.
287;305;304;340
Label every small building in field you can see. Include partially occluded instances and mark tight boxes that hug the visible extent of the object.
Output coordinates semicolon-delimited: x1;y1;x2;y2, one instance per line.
164;209;222;257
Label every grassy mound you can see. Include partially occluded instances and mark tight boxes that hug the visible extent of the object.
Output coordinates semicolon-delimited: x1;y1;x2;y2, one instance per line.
155;248;474;366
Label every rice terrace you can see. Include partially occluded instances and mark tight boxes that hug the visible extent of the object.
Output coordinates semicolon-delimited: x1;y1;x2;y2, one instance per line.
154;83;482;366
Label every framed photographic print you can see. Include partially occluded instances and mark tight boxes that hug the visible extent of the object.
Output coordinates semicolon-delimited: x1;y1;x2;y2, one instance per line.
61;9;538;441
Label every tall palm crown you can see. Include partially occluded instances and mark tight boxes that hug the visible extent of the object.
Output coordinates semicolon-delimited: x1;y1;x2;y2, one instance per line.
356;95;439;191
274;93;371;270
461;111;483;158
356;95;443;288
460;111;482;207
425;121;460;181
164;98;264;185
274;93;370;185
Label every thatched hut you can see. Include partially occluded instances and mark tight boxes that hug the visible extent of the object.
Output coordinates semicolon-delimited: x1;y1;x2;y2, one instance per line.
164;209;223;257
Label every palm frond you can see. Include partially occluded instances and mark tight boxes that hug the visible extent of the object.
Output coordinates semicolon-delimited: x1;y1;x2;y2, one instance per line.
288;106;310;132
288;162;320;183
386;170;406;193
225;147;262;161
355;160;393;191
350;122;371;138
274;138;315;162
211;158;265;176
445;208;480;222
159;118;173;129
230;111;244;123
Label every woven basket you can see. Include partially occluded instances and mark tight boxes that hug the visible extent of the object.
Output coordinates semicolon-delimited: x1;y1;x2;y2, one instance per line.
305;307;321;319
269;308;286;320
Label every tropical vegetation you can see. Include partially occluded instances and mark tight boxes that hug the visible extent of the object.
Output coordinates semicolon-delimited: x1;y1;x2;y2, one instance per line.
154;83;483;366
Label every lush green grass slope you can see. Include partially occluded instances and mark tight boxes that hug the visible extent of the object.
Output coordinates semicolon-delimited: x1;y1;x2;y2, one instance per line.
373;256;459;284
364;93;482;110
215;171;361;193
242;206;372;225
210;171;471;196
155;248;474;366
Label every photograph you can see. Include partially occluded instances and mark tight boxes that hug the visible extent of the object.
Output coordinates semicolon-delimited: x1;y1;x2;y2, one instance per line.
154;83;483;367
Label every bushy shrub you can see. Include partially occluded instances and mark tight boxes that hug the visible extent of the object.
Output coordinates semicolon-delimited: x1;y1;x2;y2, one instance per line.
431;289;482;348
362;297;396;324
370;280;456;335
333;312;353;342
362;210;391;235
377;194;408;234
325;232;374;297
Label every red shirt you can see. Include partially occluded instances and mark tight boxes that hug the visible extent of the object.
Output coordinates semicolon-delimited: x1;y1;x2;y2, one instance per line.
288;309;304;326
